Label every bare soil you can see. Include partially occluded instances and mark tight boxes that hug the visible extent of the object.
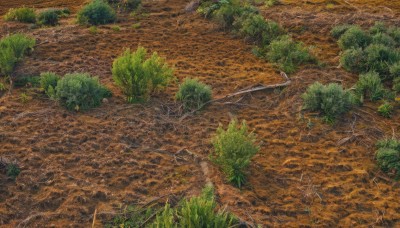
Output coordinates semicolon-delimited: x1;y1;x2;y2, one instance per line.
1;0;400;227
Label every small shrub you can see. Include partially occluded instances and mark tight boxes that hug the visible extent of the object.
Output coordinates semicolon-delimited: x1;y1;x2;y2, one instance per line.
364;44;400;77
111;25;121;32
40;72;60;98
338;27;371;50
376;138;400;179
112;47;174;102
354;71;386;102
89;26;98;34
302;82;356;122
55;73;107;111
4;7;36;23
393;77;400;93
38;10;59;26
14;76;40;87
340;48;366;73
266;35;314;73
330;24;357;39
378;102;393;118
265;0;279;7
390;62;400;79
6;163;21;180
77;0;116;25
210;120;259;188
0;34;36;76
212;0;244;28
387;26;400;45
369;21;387;35
371;33;396;47
176;78;212;111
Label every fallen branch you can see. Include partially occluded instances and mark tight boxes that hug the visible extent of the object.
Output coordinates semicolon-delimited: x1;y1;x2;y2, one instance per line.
180;72;291;121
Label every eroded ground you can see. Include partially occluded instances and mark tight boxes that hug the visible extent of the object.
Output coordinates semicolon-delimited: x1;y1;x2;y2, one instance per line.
1;0;400;227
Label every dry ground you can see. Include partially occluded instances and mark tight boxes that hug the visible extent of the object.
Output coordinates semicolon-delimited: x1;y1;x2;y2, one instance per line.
0;0;400;227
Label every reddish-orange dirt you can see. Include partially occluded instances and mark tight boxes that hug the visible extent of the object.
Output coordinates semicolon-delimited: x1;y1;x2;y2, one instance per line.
1;0;400;227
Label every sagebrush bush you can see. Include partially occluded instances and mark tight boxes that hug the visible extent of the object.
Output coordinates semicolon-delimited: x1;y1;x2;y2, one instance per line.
236;14;284;46
377;102;393;118
212;0;244;28
40;72;60;98
0;34;36;76
388;26;400;45
338;27;371;50
371;33;396;47
210;120;259;188
330;24;357;39
77;0;116;25
38;10;59;26
338;27;372;50
302;82;356;122
390;62;400;79
339;48;366;73
4;7;36;23
176;78;212;111
364;44;400;77
112;47;174;102
354;71;386;102
369;22;387;35
55;73;107;111
376;138;400;179
266;35;314;73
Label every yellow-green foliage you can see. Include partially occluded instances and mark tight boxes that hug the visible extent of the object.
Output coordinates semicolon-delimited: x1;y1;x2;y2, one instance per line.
4;7;36;23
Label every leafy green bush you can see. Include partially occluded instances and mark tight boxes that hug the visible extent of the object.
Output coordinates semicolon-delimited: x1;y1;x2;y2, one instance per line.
6;163;21;180
40;72;60;98
112;47;174;102
4;7;36;23
266;35;314;73
354;72;386;102
210;120;259;188
176;78;212;111
77;0;116;25
377;102;393;118
0;34;36;76
330;24;357;39
38;10;59;26
236;14;284;46
338;27;371;50
376;138;400;179
55;73;107;111
302;82;356;122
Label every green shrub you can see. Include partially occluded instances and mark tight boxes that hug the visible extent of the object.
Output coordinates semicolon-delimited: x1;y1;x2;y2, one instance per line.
364;44;400;77
266;35;314;73
55;73;107;111
371;33;396;47
212;0;244;28
77;0;116;25
197;0;224;18
6;163;21;180
176;78;212;111
330;24;357;39
393;77;400;93
340;48;366;73
14;76;40;87
40;72;60;98
376;138;400;179
38;10;59;26
354;72;386;102
4;7;36;23
302;82;356;122
390;62;400;79
378;102;393;118
265;0;279;7
0;34;36;76
338;27;371;50
387;26;400;45
236;14;284;46
210;120;259;188
112;47;174;102
369;22;387;35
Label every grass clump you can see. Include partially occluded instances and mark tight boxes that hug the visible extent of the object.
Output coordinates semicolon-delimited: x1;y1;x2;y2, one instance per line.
0;34;35;76
112;47;174;102
376;138;400;179
354;71;387;102
390;62;400;78
338;27;371;50
210;120;259;188
38;10;60;26
55;73;108;111
6;163;21;180
330;24;358;39
393;77;400;93
77;0;116;25
377;102;393;118
40;72;60;98
266;36;314;73
302;82;356;123
176;78;212;111
4;7;36;23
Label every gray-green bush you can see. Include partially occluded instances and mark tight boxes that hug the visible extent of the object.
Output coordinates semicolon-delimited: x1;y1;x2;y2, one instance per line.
338;27;371;50
4;7;36;23
330;24;358;39
176;78;212;111
354;71;387;102
77;0;116;25
112;47;174;102
376;138;400;179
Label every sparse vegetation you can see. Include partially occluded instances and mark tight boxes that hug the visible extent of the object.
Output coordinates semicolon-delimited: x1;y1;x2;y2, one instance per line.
40;72;60;98
6;163;21;180
354;71;387;102
377;102;393;118
112;47;174;102
376;138;400;179
77;0;116;25
302;82;356;123
330;24;357;39
210;120;259;188
393;77;400;93
176;78;212;111
38;9;60;26
4;7;36;23
108;0;141;10
55;73;108;111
